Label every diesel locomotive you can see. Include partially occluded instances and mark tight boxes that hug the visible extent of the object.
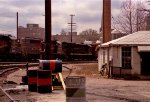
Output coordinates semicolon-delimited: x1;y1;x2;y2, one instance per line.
0;34;97;61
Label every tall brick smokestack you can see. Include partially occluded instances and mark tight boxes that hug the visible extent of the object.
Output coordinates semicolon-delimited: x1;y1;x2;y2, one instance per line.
102;0;111;43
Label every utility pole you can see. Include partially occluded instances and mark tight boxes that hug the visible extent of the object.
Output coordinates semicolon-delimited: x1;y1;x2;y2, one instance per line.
16;12;18;40
45;0;51;60
68;14;76;42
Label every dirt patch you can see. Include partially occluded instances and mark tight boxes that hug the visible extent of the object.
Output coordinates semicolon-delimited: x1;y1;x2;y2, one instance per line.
1;63;150;102
62;63;101;80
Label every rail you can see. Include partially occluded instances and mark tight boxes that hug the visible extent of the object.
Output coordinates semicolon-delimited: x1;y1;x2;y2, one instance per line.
0;86;19;102
0;63;38;70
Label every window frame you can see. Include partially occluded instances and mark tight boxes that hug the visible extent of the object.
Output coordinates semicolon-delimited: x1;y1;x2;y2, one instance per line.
122;46;132;69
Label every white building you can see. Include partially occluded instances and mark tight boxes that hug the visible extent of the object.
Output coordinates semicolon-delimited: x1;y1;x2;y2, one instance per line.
111;29;127;40
98;31;150;78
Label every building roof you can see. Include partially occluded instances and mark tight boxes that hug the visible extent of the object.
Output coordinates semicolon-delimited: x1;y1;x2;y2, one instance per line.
102;31;150;47
138;46;150;52
111;29;122;34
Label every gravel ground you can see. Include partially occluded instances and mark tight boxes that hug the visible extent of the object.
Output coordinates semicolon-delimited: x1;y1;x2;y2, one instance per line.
0;63;150;102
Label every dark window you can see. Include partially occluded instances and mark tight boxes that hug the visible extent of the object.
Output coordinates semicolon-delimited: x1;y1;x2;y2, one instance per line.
122;47;131;68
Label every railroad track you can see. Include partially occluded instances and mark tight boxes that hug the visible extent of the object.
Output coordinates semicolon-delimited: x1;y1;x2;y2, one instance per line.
0;60;97;76
0;62;39;102
63;60;97;64
0;62;38;77
0;60;95;101
0;60;97;64
0;86;19;102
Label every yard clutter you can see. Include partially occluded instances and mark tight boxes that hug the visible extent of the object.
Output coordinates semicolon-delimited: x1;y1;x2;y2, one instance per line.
1;62;150;102
26;60;64;93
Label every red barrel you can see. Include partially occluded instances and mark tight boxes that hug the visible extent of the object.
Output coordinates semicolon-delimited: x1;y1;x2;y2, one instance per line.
39;60;62;73
28;69;37;92
37;70;52;93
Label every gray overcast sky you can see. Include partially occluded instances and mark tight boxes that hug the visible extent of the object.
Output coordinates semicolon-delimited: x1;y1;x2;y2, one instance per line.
0;0;148;36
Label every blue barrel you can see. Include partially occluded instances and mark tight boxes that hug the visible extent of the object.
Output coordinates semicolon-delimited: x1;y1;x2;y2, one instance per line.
39;60;62;73
28;69;38;92
37;70;52;93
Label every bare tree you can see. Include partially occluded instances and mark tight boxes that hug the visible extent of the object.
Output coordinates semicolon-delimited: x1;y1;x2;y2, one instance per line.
112;0;147;34
79;29;99;41
60;29;67;35
79;29;98;36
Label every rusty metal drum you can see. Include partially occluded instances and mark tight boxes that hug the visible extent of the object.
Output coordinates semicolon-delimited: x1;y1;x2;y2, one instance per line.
28;69;37;92
65;76;86;102
37;70;52;93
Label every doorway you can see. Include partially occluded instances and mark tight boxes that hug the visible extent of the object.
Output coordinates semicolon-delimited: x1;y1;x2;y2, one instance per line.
140;52;150;75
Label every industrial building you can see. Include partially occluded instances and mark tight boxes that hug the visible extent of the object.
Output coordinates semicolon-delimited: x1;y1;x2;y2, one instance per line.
98;31;150;78
18;24;45;40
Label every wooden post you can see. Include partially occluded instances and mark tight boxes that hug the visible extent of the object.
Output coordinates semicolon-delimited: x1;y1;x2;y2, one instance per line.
16;12;18;40
45;0;51;60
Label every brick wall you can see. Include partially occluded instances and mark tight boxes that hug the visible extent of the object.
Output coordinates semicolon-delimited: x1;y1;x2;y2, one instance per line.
18;24;45;40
